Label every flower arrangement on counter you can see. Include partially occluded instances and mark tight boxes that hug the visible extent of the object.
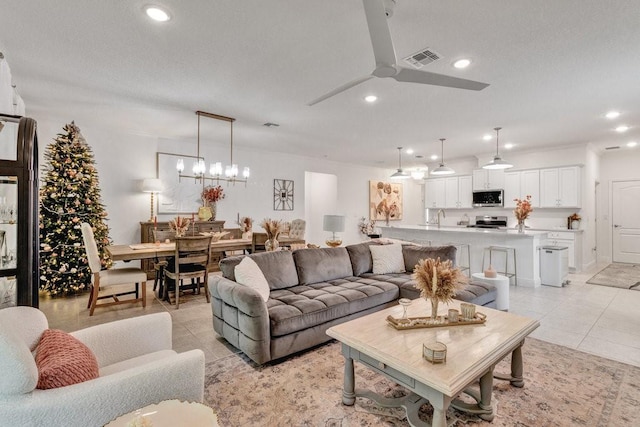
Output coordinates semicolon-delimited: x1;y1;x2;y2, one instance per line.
358;217;376;235
513;195;533;221
569;213;581;222
413;257;468;320
169;216;191;237
201;185;225;206
260;218;282;240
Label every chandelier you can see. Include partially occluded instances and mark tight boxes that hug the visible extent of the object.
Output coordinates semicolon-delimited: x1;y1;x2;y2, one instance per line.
176;111;250;184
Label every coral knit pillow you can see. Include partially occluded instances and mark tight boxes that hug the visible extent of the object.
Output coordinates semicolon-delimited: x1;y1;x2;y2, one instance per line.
35;329;99;389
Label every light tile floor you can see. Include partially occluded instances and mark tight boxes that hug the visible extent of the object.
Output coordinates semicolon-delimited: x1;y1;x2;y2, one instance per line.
39;264;640;367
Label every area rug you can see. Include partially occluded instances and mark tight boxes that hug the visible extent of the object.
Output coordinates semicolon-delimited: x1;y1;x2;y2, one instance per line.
203;338;639;426
586;263;640;289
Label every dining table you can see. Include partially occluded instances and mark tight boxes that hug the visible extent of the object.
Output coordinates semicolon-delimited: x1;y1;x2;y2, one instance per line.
106;236;307;262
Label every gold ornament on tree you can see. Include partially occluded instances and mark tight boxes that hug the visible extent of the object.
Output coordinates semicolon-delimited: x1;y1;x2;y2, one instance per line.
412;258;468;322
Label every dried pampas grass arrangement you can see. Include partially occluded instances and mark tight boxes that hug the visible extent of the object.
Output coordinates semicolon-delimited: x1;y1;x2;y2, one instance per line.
260;218;282;240
413;258;468;318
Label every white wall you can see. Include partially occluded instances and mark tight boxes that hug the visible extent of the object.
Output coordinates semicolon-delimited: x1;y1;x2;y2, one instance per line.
33;114;424;247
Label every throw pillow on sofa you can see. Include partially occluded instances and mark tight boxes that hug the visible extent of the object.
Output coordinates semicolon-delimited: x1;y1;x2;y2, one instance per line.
234;257;270;302
35;329;99;389
370;243;405;274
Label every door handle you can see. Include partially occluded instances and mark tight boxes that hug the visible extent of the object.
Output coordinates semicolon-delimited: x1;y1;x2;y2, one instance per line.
614;225;621;228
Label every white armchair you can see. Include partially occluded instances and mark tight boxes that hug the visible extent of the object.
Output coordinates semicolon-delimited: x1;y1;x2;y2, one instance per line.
0;307;205;427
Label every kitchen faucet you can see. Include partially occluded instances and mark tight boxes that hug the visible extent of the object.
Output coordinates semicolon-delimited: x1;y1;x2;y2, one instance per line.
436;209;445;228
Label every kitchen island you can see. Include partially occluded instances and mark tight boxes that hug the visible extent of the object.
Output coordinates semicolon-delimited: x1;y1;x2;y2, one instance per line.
380;225;548;287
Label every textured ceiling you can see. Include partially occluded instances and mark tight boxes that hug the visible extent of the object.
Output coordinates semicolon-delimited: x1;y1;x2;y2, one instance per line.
1;0;639;169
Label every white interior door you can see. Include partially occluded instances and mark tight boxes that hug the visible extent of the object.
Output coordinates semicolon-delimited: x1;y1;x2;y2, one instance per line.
304;172;337;246
612;180;640;263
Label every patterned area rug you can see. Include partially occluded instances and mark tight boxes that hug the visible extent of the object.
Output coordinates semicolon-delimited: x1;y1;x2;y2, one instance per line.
204;338;639;426
587;263;640;289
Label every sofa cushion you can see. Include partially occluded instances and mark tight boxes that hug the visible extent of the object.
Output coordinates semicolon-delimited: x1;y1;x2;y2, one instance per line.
370;244;405;274
402;245;457;273
345;242;376;276
267;277;399;337
35;329;99;390
0;325;38;395
356;272;496;306
293;247;353;285
219;255;243;281
234;257;270;302
220;251;299;290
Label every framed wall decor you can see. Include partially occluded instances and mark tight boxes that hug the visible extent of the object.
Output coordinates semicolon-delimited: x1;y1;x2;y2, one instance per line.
157;152;203;214
273;179;294;210
369;180;403;221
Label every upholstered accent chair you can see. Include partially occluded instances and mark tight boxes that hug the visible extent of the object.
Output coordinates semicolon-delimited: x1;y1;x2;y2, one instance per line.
288;219;306;240
0;307;205;426
80;222;147;316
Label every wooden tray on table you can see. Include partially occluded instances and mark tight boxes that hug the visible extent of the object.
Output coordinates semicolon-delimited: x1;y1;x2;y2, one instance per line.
386;312;486;330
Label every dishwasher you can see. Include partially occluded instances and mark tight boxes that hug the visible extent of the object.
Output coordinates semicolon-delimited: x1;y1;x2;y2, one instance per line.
540;246;569;287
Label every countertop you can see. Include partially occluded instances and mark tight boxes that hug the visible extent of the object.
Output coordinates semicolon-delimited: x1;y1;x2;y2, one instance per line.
379;224;549;236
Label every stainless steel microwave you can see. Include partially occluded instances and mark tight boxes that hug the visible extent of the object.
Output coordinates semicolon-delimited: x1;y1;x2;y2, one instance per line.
472;190;504;207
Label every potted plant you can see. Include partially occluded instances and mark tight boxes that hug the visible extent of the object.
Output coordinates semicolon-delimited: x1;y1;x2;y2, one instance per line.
413;257;467;322
199;185;225;220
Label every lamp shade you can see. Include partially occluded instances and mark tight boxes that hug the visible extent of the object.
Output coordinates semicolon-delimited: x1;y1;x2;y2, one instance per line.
323;215;345;233
142;178;163;193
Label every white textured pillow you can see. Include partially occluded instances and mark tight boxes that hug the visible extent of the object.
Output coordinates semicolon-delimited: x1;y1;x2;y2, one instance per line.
370;243;405;274
234;257;270;302
0;325;38;395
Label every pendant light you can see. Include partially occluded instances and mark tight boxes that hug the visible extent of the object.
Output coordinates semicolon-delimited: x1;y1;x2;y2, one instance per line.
390;147;410;179
483;127;513;170
431;138;455;175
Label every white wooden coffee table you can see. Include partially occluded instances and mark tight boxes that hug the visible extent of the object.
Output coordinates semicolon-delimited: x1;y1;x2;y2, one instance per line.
326;299;539;427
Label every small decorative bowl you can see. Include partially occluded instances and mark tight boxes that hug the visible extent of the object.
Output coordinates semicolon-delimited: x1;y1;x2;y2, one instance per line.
423;342;447;364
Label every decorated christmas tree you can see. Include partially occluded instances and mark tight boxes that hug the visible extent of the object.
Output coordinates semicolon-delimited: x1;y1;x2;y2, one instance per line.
39;122;112;296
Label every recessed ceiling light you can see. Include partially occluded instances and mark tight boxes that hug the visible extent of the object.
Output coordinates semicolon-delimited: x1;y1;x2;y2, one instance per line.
628;141;638;148
430;154;438;160
482;134;492;141
364;95;377;103
616;125;629;133
453;59;471;69
605;111;620;119
405;148;414;155
145;6;171;22
504;143;514;149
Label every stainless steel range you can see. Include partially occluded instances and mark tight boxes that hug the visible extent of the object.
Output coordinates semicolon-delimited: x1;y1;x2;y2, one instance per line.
467;215;508;229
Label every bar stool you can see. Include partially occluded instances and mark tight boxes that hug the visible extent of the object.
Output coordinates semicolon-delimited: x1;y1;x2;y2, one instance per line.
482;246;517;286
446;242;471;276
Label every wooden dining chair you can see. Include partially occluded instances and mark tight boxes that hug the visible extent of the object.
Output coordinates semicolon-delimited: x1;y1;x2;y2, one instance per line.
251;232;268;253
163;235;213;309
151;229;176;297
80;223;147;316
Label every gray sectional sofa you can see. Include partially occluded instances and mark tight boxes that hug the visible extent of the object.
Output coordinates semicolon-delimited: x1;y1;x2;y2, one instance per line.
210;242;496;364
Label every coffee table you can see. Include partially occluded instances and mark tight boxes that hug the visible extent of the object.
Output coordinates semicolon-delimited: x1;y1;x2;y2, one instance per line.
326;298;539;427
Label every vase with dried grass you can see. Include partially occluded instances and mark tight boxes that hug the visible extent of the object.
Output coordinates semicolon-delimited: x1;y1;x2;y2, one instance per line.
412;257;468;322
168;216;191;237
261;218;282;251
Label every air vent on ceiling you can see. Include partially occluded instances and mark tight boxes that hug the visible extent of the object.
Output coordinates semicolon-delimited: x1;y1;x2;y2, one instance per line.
605;146;620;150
403;47;442;69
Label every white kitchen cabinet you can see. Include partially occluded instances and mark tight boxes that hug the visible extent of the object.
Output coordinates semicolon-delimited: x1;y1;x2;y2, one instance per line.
425;178;445;209
504;169;540;208
444;175;472;208
540;166;581;208
545;231;582;271
473;168;505;190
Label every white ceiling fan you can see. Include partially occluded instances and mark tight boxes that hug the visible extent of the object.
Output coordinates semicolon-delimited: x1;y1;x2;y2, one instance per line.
308;0;490;106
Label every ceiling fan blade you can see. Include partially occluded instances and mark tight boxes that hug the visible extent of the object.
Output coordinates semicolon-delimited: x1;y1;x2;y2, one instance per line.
393;66;490;91
362;0;397;67
307;75;374;106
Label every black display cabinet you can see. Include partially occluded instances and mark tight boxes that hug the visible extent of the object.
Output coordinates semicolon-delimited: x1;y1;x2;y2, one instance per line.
0;114;39;308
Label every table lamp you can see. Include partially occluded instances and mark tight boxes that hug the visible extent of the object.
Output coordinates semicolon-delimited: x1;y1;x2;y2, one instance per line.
142;178;163;222
323;215;345;247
